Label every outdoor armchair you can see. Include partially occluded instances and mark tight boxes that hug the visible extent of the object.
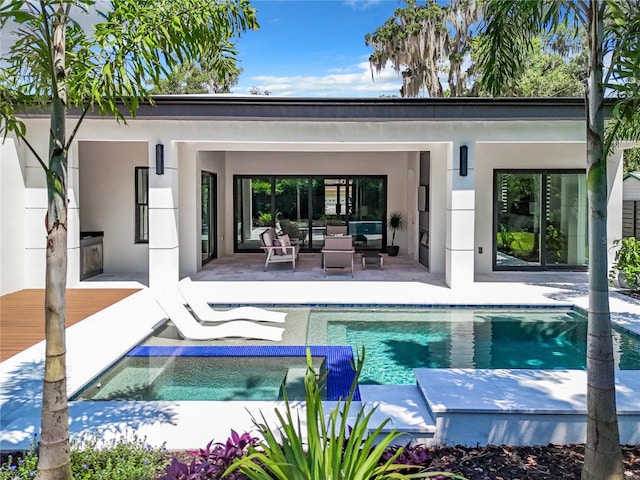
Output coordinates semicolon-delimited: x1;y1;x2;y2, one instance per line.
321;235;355;277
259;227;300;271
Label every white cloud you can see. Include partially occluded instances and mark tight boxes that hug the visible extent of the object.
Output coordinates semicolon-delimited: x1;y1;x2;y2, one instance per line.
237;60;403;97
343;0;386;10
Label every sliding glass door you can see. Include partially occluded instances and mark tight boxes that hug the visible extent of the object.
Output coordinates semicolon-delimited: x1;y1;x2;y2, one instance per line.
234;175;386;252
494;170;587;270
201;172;217;265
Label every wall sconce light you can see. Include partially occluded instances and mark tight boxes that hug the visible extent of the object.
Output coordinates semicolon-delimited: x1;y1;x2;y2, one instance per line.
459;145;468;177
155;144;164;175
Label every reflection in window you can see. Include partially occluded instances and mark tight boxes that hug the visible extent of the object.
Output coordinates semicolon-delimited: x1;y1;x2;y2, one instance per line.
495;170;587;270
234;176;386;252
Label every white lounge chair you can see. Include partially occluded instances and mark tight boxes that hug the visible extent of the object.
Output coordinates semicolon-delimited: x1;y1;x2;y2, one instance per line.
177;278;287;323
156;293;284;341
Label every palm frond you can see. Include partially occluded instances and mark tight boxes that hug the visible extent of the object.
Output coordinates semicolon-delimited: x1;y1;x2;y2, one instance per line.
477;1;580;96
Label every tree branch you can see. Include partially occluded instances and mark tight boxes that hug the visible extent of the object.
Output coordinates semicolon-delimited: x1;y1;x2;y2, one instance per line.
65;102;90;149
20;132;50;174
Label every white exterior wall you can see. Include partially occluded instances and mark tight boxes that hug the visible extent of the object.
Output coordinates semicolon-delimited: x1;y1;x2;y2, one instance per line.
178;147;227;276
0;138;27;294
22;122;52;290
79;141;149;275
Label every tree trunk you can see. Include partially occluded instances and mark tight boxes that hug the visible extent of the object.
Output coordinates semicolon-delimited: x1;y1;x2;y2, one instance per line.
37;5;71;479
582;1;624;479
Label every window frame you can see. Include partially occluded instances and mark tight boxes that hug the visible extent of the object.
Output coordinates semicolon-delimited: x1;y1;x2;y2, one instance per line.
492;168;588;271
135;166;149;244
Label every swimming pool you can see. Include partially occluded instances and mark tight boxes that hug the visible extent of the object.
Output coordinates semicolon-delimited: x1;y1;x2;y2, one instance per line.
311;307;640;384
70;306;640;401
71;346;358;402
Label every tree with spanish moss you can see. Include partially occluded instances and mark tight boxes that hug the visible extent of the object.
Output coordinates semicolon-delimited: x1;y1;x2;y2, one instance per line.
151;57;243;94
365;0;482;97
477;1;640;479
0;1;257;478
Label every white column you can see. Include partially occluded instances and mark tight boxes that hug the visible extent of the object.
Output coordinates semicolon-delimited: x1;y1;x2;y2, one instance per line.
148;140;179;292
67;141;81;286
606;148;625;270
445;142;475;288
24;123;50;288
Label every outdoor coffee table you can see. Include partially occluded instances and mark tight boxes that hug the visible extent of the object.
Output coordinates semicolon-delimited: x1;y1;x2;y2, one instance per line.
361;250;383;270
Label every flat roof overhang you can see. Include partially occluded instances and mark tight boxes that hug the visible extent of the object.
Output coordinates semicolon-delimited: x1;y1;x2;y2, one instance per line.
127;96;591;121
17;96;597;122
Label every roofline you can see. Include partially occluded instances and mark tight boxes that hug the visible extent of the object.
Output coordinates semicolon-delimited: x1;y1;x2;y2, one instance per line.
134;95;591;121
19;96;604;122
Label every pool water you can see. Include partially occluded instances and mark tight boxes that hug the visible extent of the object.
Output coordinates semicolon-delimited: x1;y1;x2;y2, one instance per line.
71;307;640;401
72;356;324;401
315;308;640;385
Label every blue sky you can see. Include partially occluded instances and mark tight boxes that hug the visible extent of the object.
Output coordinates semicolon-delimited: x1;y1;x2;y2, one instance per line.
233;0;404;97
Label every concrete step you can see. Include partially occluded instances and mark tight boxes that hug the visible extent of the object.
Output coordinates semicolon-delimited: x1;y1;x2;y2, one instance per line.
359;384;436;442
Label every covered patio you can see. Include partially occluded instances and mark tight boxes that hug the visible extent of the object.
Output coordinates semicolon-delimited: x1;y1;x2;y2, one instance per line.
82;252;593;286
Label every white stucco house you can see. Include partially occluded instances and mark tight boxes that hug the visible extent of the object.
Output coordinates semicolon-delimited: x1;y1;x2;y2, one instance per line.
0;96;629;295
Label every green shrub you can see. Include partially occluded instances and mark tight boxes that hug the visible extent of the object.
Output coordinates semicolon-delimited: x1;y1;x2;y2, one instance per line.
226;348;466;480
0;435;166;480
609;237;640;290
0;443;38;480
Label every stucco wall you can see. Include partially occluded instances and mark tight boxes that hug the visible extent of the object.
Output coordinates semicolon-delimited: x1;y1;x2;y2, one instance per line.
178;146;227;275
0;139;27;294
79;141;149;274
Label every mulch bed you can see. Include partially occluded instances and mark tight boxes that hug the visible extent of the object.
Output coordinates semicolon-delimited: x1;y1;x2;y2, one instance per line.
414;444;640;479
165;444;640;479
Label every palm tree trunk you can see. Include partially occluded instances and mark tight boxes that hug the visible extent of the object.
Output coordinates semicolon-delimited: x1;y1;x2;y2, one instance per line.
37;5;71;479
582;2;623;479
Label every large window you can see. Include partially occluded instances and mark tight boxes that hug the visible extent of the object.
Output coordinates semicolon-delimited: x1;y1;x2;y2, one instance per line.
494;170;587;270
135;166;149;243
234;175;386;252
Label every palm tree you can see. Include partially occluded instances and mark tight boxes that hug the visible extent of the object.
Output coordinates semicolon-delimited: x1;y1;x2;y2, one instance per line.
477;2;640;479
0;2;257;478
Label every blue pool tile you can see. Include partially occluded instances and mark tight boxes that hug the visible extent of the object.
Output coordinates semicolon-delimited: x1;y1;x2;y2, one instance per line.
127;345;360;401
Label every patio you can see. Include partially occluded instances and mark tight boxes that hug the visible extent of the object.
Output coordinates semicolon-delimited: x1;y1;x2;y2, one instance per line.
85;252;594;286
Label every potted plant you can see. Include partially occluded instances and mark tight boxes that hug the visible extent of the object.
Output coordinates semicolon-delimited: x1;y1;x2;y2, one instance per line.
609;237;640;290
386;211;405;256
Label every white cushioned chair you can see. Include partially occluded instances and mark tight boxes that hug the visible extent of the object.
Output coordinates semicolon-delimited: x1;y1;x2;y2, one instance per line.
321;235;355;277
259;227;300;271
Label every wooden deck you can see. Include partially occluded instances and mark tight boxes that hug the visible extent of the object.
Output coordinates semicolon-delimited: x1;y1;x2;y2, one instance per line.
0;288;140;362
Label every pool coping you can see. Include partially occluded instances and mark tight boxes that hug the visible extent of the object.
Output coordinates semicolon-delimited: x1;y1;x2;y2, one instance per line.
415;368;640;415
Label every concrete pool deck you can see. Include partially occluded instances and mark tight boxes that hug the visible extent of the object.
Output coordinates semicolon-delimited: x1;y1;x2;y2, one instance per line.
2;276;640;451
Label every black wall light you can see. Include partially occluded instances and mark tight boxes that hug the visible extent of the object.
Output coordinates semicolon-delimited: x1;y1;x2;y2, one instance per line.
459;145;468;177
155;144;164;175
